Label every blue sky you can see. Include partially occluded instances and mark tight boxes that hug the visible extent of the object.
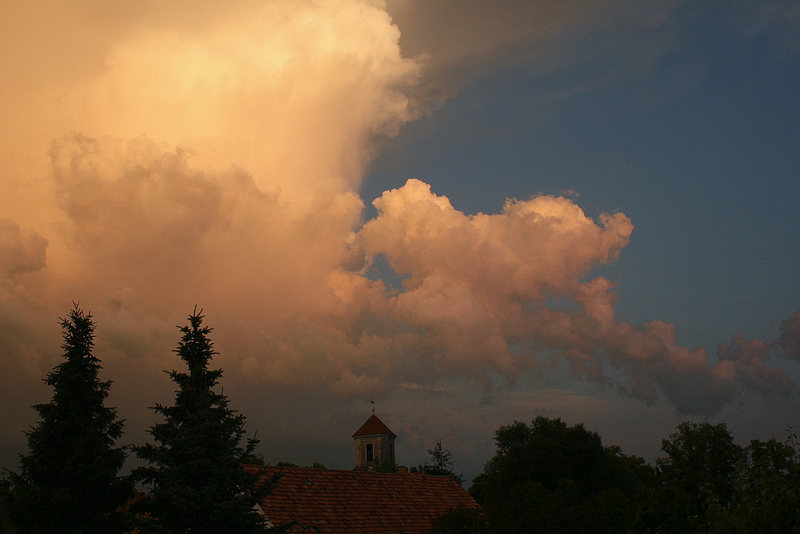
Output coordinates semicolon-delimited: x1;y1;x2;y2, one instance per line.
364;0;800;477
370;0;800;353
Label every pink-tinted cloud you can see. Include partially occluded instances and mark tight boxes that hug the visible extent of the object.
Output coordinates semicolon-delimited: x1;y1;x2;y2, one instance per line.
353;180;796;414
355;179;632;386
4;134;796;422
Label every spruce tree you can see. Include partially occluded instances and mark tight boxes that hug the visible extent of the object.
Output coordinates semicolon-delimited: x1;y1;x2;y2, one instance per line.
410;439;465;485
3;305;131;534
132;309;286;534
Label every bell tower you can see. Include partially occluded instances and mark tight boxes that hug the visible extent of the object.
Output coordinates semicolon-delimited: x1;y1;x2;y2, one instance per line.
352;413;396;470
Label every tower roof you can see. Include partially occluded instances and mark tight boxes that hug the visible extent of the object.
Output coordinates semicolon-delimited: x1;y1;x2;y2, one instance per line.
352;414;396;438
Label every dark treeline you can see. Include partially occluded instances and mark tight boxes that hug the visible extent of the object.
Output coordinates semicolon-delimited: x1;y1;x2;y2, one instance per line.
431;417;800;534
1;306;798;533
0;305;287;534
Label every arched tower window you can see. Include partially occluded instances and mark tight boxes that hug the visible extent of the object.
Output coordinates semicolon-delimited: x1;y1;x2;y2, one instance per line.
353;414;396;470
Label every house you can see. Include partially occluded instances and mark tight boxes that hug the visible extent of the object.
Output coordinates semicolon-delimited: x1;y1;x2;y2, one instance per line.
254;414;481;533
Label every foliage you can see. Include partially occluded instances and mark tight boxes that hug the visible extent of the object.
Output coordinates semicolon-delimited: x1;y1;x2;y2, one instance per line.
244;453;267;466
132;310;287;534
469;416;650;534
703;430;800;533
469;417;800;534
426;505;489;534
637;421;744;533
410;439;465;485
2;305;132;534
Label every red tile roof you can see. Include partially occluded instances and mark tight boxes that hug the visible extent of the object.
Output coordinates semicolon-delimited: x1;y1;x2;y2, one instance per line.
352;414;396;437
252;466;480;534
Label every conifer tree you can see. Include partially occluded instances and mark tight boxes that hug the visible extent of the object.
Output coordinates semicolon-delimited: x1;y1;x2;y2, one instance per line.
3;305;131;534
411;439;465;485
132;309;286;534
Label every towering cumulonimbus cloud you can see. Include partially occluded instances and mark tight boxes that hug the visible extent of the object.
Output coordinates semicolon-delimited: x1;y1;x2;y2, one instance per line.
84;0;422;199
0;0;796;451
0;0;427;457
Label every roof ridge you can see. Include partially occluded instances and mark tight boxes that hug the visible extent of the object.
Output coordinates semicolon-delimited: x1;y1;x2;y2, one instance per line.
254;465;480;534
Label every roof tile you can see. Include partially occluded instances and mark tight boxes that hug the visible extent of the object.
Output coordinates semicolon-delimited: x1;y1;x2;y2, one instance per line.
250;466;480;534
351;414;397;437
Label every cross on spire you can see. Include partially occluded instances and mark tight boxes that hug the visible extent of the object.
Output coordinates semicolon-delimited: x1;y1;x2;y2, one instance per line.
371;398;375;414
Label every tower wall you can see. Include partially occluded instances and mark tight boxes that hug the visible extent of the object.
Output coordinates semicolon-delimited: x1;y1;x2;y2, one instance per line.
353;434;395;470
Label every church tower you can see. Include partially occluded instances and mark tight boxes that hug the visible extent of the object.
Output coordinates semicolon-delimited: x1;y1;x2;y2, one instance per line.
352;413;396;470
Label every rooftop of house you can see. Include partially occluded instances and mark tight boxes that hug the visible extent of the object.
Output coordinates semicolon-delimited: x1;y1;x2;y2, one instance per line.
351;414;396;438
252;466;479;534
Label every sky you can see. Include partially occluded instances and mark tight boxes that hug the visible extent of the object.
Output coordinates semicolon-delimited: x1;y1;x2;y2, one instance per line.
1;0;799;485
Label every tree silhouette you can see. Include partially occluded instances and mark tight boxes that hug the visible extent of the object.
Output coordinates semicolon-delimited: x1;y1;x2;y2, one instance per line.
132;309;287;533
3;304;131;534
411;439;465;485
705;434;800;533
470;416;650;534
645;421;744;532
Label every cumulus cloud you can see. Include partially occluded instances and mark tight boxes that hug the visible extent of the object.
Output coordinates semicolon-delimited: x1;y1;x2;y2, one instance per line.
717;334;794;396
0;218;53;453
356;179;632;383
27;128;795;416
780;309;800;360
42;133;373;373
0;219;47;278
354;180;796;414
